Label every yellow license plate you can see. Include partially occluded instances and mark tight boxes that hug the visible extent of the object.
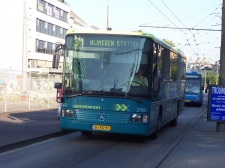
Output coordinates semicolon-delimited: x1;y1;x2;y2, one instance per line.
185;100;190;102
92;125;111;131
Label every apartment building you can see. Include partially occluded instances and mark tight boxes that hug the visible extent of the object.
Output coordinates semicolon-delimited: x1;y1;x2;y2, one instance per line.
23;0;70;75
0;0;89;76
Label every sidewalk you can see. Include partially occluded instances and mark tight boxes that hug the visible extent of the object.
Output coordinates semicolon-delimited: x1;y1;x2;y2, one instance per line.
158;110;225;168
0;109;61;148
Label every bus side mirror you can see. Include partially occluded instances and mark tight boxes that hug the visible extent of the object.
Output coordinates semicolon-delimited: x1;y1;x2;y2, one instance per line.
153;77;161;92
54;82;62;89
52;54;60;69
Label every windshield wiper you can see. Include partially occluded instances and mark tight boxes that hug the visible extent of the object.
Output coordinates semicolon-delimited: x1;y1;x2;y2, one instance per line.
67;94;82;98
83;90;106;95
66;91;105;98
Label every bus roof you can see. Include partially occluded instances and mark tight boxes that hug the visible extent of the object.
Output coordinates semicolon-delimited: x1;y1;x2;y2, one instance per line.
186;72;202;77
66;29;185;57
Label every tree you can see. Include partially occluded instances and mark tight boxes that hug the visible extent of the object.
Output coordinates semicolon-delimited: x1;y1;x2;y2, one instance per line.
202;71;217;85
207;72;217;85
137;29;143;32
163;39;176;47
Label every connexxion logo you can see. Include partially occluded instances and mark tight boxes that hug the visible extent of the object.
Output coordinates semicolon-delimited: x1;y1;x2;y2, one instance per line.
114;104;130;111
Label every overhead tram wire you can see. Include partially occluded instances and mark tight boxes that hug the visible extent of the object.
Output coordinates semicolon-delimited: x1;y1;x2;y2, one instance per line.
177;8;220;55
140;4;222;32
139;24;221;56
179;4;222;23
183;4;222;56
146;0;199;54
192;5;222;29
160;0;201;55
146;0;186;34
144;0;221;58
139;25;221;31
157;1;221;56
184;4;222;50
140;3;222;28
198;14;221;29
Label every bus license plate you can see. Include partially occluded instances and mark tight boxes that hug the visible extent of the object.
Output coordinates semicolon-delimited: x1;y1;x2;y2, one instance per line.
92;125;111;131
185;100;190;102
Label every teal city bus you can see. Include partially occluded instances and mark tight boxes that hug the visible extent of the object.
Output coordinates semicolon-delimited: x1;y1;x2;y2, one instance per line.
52;29;186;138
185;72;203;106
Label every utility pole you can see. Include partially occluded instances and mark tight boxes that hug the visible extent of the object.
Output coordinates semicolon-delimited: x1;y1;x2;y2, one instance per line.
217;0;225;132
106;0;109;30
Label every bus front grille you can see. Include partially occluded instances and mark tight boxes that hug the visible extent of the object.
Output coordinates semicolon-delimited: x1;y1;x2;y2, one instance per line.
76;111;129;124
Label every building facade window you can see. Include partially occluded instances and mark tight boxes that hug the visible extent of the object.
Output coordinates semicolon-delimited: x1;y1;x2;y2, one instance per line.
47;3;53;17
48;23;52;35
37;0;68;23
36;39;63;56
55;7;60;19
36;19;40;32
36;19;67;39
37;0;44;12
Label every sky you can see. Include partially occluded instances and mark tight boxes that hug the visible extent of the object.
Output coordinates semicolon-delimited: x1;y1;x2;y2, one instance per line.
66;0;222;64
0;1;23;70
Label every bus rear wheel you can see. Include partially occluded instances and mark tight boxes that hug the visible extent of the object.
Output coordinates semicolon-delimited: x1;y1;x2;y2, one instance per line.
170;116;178;126
170;102;179;127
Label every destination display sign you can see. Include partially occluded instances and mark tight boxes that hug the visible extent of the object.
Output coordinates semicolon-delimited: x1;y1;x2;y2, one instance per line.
186;75;200;78
72;35;143;49
207;85;225;122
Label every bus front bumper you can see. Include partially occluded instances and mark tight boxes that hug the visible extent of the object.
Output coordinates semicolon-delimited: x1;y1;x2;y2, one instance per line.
59;118;154;136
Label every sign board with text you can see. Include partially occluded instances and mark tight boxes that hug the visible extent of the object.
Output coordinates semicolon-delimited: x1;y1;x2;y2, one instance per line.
207;85;225;122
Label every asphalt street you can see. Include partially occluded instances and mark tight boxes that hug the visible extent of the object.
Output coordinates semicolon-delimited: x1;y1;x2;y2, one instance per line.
0;97;225;167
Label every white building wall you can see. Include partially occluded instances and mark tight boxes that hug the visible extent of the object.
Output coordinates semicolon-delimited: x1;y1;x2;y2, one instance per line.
0;0;70;73
0;0;24;71
0;0;87;74
26;0;70;73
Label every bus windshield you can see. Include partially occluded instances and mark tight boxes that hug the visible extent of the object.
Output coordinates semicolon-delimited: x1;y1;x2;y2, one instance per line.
185;79;201;94
63;34;151;98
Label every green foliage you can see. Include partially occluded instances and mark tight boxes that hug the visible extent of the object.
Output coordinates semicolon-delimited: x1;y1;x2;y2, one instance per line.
163;39;176;47
202;71;218;85
137;29;143;32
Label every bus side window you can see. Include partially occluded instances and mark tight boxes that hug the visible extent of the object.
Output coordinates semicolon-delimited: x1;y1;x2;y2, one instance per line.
152;43;157;78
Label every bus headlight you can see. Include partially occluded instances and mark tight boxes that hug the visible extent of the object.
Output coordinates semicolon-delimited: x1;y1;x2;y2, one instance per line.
131;114;148;123
62;109;74;117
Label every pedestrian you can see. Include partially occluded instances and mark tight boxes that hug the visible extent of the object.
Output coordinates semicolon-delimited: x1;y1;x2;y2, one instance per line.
57;87;62;120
